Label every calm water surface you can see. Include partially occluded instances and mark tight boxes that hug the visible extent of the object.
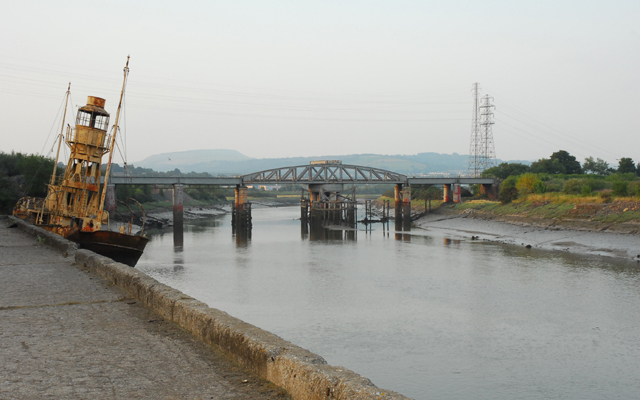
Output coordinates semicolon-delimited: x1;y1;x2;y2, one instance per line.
138;206;640;400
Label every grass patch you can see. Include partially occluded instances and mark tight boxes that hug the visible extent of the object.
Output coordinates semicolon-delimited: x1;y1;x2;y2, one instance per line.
593;211;640;224
453;198;574;219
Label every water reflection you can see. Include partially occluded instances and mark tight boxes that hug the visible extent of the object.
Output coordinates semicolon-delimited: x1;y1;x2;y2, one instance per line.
234;229;251;248
173;244;184;273
307;222;357;242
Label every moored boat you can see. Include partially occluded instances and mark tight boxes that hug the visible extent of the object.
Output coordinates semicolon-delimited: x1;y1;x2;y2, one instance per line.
13;57;148;266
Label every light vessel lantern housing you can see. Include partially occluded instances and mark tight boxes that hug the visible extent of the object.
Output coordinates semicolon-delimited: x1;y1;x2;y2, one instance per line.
76;96;110;131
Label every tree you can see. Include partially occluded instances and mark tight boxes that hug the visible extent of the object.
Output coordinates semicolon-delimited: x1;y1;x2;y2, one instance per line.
16;154;55;198
530;158;566;174
516;173;539;196
617;158;636;174
583;157;610;175
550;150;581;174
0;151;22;176
530;150;582;175
482;162;530;179
0;173;21;214
498;176;519;204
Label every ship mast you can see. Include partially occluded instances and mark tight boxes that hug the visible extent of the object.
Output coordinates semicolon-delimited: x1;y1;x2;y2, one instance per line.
98;56;129;222
50;83;70;186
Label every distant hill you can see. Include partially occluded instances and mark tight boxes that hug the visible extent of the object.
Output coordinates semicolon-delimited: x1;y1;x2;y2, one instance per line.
134;149;529;176
137;149;251;172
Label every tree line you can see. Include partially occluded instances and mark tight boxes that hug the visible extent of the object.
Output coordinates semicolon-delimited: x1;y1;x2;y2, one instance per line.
481;151;640;204
0;151;59;214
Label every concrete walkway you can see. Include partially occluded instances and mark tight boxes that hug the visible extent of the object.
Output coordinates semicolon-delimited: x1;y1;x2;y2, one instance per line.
0;218;289;400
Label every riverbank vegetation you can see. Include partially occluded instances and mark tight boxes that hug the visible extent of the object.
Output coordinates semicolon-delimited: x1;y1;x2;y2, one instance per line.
0;151;60;214
443;150;640;225
481;151;640;206
449;195;640;225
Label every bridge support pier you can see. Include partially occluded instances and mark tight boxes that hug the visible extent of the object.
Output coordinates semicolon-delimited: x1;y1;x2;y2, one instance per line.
173;184;184;246
393;184;411;237
443;184;453;203
394;184;403;231
303;183;356;240
402;186;412;232
232;186;252;240
105;184;116;223
300;194;309;237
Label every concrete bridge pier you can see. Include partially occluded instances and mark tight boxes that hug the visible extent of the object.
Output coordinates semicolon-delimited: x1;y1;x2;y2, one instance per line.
173;184;184;246
394;184;403;228
443;184;453;203
393;184;411;234
232;186;252;236
105;184;116;225
402;186;412;232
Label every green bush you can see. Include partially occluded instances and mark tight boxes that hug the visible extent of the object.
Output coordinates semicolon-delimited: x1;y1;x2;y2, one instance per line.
534;181;547;194
516;173;540;196
545;179;563;192
502;175;518;189
562;179;583;195
628;181;640;197
585;179;607;191
599;189;613;203
499;187;518;204
612;181;629;196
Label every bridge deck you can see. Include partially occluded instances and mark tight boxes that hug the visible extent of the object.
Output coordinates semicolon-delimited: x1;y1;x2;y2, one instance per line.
107;164;496;186
106;175;495;186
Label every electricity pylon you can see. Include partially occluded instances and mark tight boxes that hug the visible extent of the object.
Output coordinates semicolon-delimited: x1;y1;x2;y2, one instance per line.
468;83;497;177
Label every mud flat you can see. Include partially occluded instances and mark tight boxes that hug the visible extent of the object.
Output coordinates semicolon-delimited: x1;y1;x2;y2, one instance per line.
415;212;640;261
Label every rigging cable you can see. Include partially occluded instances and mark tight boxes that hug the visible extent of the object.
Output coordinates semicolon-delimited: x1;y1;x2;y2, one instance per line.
21;90;67;196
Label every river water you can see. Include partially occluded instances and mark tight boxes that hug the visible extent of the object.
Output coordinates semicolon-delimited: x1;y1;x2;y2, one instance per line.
137;206;640;400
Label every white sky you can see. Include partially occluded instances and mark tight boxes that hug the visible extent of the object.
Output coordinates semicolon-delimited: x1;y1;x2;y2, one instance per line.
1;0;638;166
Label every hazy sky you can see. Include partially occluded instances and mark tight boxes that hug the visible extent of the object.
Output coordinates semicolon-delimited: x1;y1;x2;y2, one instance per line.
2;0;638;167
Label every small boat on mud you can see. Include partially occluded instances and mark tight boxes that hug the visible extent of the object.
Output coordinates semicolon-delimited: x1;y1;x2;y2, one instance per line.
13;57;148;267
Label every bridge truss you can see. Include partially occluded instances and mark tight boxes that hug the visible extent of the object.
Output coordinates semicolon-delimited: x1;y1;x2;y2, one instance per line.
242;164;407;185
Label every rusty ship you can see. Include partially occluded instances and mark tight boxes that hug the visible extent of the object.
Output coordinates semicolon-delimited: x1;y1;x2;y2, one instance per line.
13;57;148;267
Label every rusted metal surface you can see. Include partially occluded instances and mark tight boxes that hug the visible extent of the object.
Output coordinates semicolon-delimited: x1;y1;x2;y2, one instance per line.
309;160;342;165
12;58;148;267
86;96;106;108
243;164;407;185
66;229;148;267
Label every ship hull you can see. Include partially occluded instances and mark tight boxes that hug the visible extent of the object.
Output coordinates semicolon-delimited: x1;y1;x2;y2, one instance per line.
66;229;149;267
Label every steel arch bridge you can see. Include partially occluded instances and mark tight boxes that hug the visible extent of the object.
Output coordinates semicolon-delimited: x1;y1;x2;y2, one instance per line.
241;164;407;185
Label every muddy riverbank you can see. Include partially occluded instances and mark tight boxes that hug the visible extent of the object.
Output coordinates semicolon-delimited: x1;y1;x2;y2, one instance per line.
414;206;640;261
